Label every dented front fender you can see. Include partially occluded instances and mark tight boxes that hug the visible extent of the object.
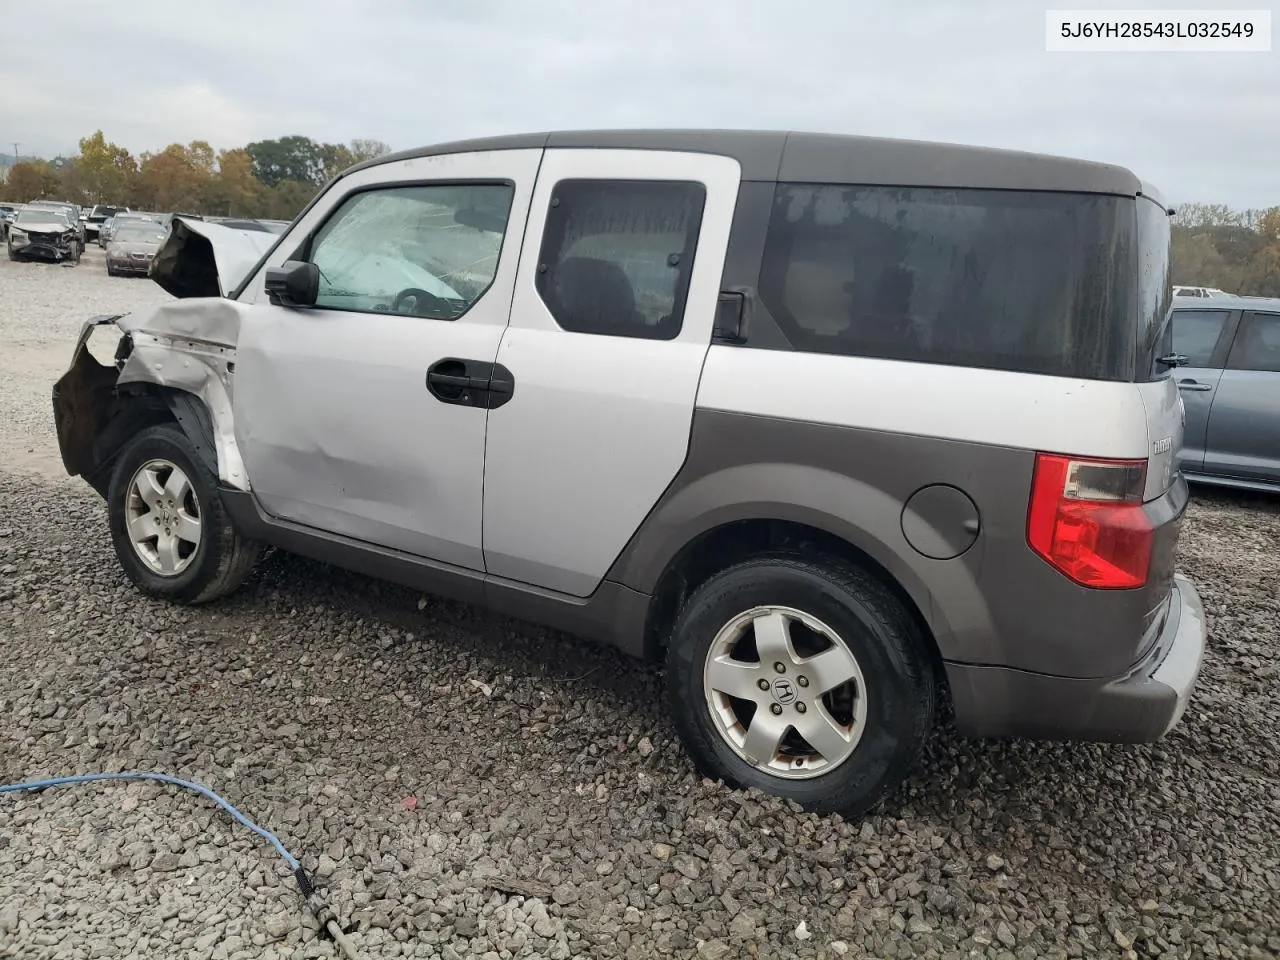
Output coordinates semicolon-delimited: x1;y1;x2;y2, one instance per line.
51;300;254;495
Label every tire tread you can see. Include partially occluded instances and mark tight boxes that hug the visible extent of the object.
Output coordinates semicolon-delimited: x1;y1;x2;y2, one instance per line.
664;550;936;817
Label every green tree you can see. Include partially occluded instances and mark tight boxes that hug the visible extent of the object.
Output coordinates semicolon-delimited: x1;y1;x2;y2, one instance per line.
246;136;331;187
264;179;318;220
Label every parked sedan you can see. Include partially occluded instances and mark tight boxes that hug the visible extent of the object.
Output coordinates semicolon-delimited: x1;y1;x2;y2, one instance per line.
0;203;21;240
102;212;166;248
1166;294;1280;492
105;219;169;276
6;207;81;263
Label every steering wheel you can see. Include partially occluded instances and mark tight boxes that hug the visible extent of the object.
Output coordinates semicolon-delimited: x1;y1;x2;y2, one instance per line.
391;287;453;317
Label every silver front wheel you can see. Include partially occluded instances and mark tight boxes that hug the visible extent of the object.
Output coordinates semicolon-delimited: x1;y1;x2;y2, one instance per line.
703;605;869;780
124;459;202;576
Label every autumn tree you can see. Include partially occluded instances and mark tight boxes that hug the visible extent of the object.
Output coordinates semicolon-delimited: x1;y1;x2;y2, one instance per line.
1172;201;1280;298
133;142;214;212
204;148;265;217
65;130;137;204
28;128;387;219
1;161;62;202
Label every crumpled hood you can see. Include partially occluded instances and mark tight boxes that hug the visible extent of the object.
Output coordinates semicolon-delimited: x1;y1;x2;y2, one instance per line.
15;222;75;236
148;216;282;299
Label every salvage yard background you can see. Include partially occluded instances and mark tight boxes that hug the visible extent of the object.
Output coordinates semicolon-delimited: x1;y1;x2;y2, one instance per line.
0;248;1278;960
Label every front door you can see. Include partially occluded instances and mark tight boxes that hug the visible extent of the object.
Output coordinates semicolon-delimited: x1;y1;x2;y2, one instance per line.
1204;310;1280;483
231;149;542;570
481;149;742;596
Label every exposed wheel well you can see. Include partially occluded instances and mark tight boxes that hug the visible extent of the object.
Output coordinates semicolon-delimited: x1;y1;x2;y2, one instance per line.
643;519;946;694
77;385;217;498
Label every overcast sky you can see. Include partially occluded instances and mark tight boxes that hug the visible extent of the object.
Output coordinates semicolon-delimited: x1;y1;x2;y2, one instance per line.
2;1;1275;208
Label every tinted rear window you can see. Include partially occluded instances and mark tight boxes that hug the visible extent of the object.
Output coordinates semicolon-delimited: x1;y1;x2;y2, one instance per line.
1135;195;1173;380
758;184;1139;379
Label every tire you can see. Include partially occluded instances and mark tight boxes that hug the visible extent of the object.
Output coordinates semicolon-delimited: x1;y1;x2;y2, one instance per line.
107;423;262;604
106;263;117;277
665;553;935;818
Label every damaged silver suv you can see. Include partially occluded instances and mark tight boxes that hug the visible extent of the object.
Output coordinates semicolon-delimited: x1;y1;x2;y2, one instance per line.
54;130;1207;816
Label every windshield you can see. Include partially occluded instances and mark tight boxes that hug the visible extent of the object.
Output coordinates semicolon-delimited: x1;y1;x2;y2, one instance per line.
92;206;122;218
113;224;165;242
16;210;70;226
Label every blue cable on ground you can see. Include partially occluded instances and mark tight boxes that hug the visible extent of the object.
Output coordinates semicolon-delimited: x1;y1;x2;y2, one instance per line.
0;771;300;869
1;770;359;959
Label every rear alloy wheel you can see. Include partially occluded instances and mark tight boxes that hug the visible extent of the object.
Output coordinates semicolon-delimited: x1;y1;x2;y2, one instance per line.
107;423;262;603
666;554;935;817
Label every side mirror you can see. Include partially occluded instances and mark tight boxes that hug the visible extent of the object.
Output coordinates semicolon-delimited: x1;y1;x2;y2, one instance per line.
265;260;319;307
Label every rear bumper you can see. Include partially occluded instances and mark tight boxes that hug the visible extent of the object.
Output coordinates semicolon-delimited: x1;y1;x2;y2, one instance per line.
946;573;1206;742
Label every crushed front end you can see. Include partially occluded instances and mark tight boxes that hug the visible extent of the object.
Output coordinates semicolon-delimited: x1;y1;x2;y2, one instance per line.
9;226;78;262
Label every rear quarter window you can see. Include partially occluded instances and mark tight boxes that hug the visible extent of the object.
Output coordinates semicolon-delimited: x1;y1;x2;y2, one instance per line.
758;184;1139;380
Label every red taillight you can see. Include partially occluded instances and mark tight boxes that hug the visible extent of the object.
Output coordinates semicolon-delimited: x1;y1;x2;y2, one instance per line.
1027;453;1152;589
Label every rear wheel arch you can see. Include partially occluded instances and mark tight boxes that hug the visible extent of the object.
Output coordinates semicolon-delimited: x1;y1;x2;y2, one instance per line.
641;515;947;693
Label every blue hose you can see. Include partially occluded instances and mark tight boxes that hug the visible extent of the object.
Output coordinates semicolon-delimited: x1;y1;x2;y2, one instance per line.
1;770;360;957
0;771;300;871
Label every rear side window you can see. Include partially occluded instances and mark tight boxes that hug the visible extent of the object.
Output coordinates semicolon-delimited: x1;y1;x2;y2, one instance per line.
1227;312;1280;373
1170;309;1230;367
536;179;706;340
758;184;1137;379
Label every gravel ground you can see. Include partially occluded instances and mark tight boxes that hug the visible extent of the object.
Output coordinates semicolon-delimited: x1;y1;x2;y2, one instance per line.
1;248;1278;960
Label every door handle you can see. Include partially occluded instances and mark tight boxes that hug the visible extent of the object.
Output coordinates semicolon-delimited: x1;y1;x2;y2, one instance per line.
426;358;516;409
1177;380;1212;392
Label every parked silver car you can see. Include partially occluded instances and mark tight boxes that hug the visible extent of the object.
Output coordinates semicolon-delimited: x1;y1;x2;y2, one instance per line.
1167;294;1280;491
24;200;86;255
52;129;1205;817
6;206;81;263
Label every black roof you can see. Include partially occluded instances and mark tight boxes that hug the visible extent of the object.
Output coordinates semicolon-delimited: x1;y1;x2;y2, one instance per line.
345;128;1145;196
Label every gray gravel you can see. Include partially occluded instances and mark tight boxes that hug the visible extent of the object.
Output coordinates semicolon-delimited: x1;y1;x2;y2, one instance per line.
2;249;1279;960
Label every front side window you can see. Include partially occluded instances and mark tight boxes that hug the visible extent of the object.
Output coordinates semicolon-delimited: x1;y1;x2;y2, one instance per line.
308;183;514;319
1169;309;1230;367
535;179;706;340
1227;312;1280;373
758;184;1138;379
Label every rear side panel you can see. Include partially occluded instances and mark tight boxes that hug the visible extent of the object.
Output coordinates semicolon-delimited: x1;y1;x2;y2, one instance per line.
611;347;1184;681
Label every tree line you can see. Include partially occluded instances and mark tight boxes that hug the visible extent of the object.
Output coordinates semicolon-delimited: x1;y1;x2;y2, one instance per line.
0;130;392;221
1172;203;1280;298
5;132;1276;296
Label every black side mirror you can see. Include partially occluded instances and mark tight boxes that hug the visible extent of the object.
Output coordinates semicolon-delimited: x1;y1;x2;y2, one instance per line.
265;260;319;307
